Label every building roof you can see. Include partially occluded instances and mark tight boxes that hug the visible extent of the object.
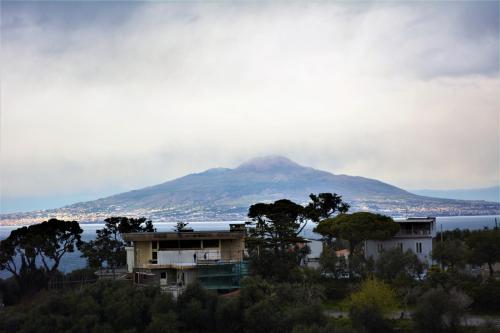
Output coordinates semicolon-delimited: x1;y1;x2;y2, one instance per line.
394;217;435;223
122;231;245;242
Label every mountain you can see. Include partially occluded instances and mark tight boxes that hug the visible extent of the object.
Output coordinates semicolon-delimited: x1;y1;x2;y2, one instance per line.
1;156;499;225
411;186;500;203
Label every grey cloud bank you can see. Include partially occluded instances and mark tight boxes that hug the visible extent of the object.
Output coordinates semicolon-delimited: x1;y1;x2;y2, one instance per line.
0;1;498;213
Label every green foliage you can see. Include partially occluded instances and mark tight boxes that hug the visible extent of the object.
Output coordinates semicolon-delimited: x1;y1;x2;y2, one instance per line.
348;279;398;333
315;212;399;275
176;282;218;332
432;239;469;269
436;228;472;242
0;277;347;333
413;288;472;333
349;279;399;316
315;212;399;254
247;199;307;252
466;229;500;276
0;219;83;295
319;247;347;279
304;193;350;222
375;248;424;282
470;279;500;313
246;199;311;281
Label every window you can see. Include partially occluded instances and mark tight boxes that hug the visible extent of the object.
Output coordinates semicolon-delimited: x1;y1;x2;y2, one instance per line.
152;241;158;249
416;242;422;253
159;240;179;249
377;243;384;252
152;251;158;260
160;272;166;279
203;239;219;248
179;240;202;249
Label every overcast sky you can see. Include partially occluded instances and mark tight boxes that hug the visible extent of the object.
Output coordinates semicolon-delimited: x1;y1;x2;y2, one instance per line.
1;1;499;213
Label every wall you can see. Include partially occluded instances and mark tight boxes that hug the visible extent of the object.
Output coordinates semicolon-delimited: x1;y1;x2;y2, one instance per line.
135;241;152;268
220;239;244;261
125;246;134;273
365;237;433;265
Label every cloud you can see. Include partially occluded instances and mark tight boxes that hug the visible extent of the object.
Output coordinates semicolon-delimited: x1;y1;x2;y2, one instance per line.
0;2;498;210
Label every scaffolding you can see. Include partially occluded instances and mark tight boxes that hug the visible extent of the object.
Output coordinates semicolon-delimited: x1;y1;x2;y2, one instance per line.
197;261;249;290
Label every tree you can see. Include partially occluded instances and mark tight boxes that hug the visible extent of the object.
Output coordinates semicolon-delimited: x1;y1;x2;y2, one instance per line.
173;221;190;232
413;288;471;333
304;193;350;222
247;199;307;253
31;219;83;274
0;219;83;282
81;216;154;269
246;199;309;280
375;248;424;315
348;279;398;333
432;239;468;270
375;248;424;282
319;247;347;279
314;212;399;274
466;229;500;276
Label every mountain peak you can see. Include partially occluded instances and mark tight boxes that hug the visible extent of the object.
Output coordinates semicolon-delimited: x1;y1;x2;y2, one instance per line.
236;155;302;171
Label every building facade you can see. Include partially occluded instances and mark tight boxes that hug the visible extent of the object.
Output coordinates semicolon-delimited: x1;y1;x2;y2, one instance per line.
122;225;248;297
364;217;436;265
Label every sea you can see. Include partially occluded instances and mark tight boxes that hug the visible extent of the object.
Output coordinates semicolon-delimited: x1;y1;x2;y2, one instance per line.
1;215;498;279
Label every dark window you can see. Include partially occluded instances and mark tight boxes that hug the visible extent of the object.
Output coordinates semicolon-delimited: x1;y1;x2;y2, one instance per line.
180;240;201;249
203;239;219;248
152;251;158;260
377;243;383;252
152;241;158;249
416;242;422;253
159;240;179;249
161;272;166;279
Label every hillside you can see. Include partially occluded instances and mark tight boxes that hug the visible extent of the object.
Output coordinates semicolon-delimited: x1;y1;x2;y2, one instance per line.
1;156;499;225
411;186;500;203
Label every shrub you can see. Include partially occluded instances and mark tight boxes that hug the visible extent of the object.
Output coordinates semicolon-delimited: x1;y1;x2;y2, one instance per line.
413;288;471;333
348;279;398;333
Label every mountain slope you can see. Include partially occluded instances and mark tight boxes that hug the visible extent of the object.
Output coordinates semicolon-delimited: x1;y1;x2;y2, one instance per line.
411;186;500;203
1;156;499;224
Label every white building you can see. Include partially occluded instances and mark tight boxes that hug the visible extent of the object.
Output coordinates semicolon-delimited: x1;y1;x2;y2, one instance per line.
364;217;436;265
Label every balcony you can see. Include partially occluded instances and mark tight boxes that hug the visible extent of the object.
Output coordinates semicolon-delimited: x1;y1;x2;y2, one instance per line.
394;229;431;238
144;249;244;269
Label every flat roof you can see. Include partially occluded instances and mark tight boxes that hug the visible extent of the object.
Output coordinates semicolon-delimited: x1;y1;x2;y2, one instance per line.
122;231;245;241
394;217;435;223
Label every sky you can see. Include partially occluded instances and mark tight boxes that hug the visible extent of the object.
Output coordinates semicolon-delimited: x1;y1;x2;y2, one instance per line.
1;1;499;213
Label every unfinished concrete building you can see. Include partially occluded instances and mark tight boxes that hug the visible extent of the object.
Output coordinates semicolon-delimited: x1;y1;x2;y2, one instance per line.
122;224;248;297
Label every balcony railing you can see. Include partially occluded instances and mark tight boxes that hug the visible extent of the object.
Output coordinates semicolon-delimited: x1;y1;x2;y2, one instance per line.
395;229;431;237
145;249;244;267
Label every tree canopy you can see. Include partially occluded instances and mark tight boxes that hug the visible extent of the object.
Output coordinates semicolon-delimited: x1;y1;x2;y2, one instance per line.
0;219;83;281
314;212;399;256
375;248;424;282
247;199;307;253
465;228;500;276
432;239;469;270
304;193;350;222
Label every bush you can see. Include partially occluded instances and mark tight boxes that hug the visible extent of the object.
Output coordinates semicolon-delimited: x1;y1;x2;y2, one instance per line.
348;279;398;333
413;288;471;333
471;279;500;313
